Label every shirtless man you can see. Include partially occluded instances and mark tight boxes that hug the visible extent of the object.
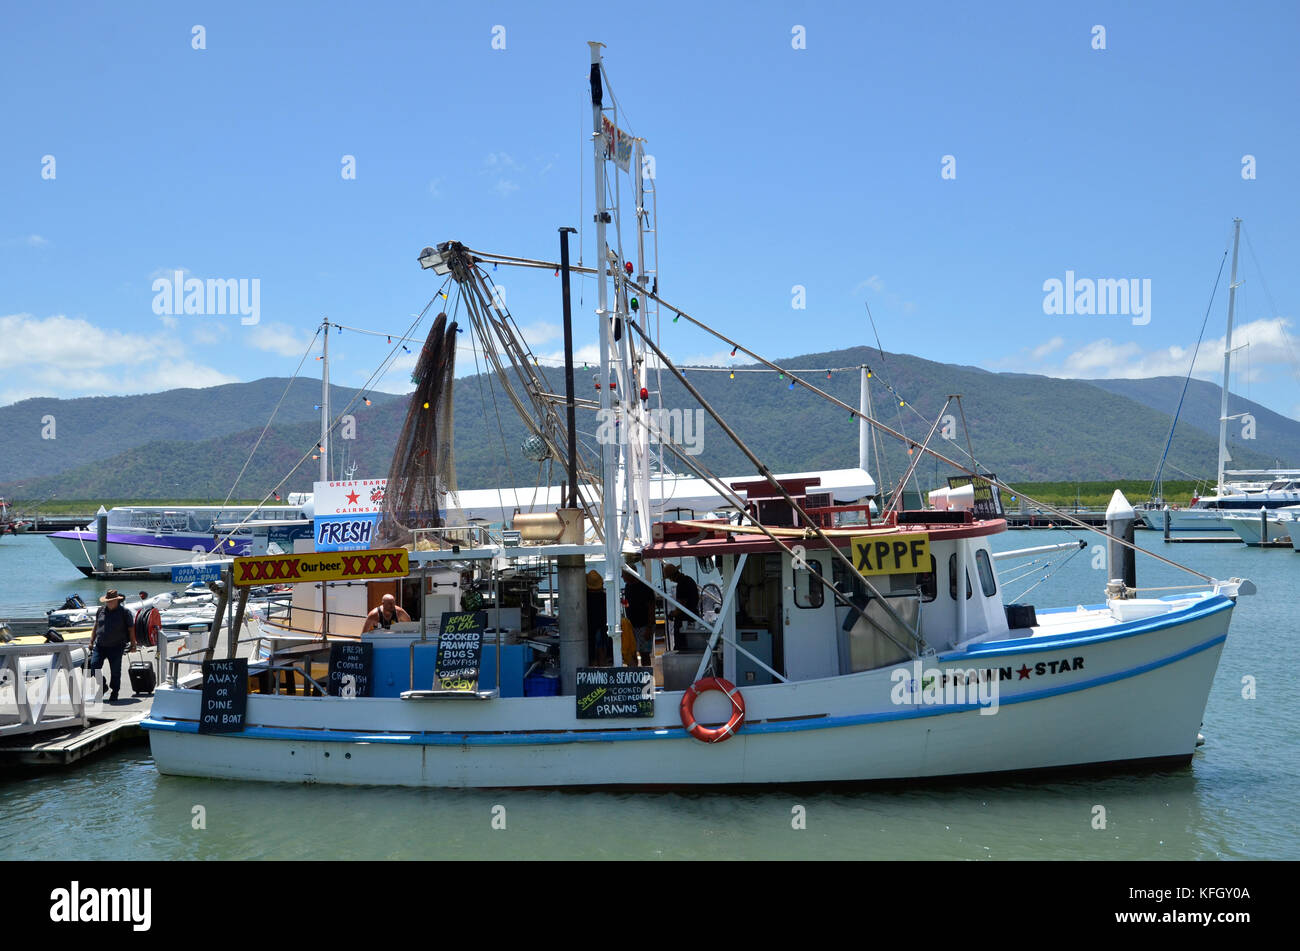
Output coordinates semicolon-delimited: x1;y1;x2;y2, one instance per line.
361;593;411;632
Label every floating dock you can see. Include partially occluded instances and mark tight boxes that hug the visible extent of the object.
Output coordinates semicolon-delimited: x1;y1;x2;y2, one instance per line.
0;644;159;769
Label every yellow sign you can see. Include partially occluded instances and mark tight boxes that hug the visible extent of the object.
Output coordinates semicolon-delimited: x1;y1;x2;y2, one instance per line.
233;549;409;586
850;533;930;575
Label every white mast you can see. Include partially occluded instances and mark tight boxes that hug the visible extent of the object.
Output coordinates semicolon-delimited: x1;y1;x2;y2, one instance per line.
320;317;331;484
1217;218;1242;495
858;366;870;472
589;41;624;664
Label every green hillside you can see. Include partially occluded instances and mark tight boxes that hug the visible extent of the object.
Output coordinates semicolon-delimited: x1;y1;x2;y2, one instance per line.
3;345;1295;503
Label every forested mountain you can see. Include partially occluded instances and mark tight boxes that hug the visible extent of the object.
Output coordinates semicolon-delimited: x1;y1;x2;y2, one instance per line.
3;346;1295;502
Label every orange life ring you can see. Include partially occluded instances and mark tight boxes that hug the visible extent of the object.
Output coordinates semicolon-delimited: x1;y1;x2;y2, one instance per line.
679;677;745;743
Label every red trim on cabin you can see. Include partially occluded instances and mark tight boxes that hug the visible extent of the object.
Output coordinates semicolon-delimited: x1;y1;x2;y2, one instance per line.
642;516;1007;560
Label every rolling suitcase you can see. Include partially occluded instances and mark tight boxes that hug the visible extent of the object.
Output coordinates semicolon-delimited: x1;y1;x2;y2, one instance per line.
128;652;157;695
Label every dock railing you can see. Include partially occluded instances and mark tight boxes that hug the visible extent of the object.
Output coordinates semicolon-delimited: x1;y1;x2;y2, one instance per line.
0;643;88;738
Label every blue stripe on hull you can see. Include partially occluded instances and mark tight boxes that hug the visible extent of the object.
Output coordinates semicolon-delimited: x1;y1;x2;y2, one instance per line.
142;630;1226;747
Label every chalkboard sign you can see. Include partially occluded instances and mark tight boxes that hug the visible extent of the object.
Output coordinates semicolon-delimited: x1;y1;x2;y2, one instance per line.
947;473;1005;519
575;667;654;719
434;611;486;692
327;642;373;698
199;658;248;734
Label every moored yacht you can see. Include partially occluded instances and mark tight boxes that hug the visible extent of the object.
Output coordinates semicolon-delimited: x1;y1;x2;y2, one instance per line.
47;503;313;575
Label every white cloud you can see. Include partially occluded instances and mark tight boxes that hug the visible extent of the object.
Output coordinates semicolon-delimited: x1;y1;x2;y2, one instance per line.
149;360;241;390
852;273;916;313
995;317;1300;383
484;152;521;171
493;179;519;198
191;324;228;345
26;234;49;247
0;313;180;369
428;178;442;198
248;322;315;358
516;321;561;345
1031;336;1065;360
0;312;238;405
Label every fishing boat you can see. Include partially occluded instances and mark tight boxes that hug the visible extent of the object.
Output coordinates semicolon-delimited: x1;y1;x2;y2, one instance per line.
142;44;1254;788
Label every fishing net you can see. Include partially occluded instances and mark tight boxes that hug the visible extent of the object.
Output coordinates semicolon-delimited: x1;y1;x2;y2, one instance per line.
377;313;461;547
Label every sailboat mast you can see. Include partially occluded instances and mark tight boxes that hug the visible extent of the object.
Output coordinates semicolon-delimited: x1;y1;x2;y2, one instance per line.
589;42;624;664
1217;218;1242;495
320;317;331;484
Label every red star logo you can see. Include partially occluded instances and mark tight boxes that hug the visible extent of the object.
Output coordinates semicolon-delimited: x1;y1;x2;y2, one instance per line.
345;490;360;505
1017;665;1032;680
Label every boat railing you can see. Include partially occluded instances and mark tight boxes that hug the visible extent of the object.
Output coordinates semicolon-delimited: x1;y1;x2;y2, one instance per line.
804;503;890;530
413;525;494;550
0;643;88;737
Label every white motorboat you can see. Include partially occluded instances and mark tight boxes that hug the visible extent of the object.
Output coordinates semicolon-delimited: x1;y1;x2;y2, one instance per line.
1221;505;1300;546
47;504;314;575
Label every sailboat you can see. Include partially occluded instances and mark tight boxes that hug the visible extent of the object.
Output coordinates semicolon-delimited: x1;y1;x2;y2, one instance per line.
142;44;1254;788
1140;218;1300;532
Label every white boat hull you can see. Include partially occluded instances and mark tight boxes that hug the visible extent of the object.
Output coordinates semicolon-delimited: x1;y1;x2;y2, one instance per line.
47;532;245;575
1223;515;1293;546
145;595;1232;787
1138;509;1230;532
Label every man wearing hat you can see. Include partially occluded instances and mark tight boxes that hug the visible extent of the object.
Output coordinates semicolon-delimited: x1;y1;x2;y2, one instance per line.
88;589;138;702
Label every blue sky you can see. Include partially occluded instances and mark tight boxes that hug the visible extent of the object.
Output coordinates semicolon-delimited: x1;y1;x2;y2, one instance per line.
3;1;1299;424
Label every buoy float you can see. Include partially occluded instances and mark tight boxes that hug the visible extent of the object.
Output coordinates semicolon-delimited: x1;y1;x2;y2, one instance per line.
679;677;745;743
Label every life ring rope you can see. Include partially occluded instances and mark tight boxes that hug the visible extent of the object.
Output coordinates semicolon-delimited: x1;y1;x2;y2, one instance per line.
680;677;745;743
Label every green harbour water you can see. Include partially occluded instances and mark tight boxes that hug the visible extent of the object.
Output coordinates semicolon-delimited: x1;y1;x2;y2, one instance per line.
2;529;1297;861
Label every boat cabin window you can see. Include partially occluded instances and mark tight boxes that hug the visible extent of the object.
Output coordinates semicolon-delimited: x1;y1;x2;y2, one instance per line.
918;556;937;602
948;553;972;600
793;559;824;609
975;549;997;597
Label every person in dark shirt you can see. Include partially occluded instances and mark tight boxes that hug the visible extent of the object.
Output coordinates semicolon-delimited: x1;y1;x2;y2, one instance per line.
89;589;138;702
585;570;610;666
362;594;411;632
661;563;699;652
622;569;656;667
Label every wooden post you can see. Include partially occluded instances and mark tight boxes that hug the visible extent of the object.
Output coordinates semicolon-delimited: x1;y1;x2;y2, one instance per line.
203;575;230;664
228;585;250;659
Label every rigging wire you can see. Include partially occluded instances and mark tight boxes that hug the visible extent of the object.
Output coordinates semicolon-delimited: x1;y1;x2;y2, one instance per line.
211;289;446;547
1147;247;1229;502
218;324;323;509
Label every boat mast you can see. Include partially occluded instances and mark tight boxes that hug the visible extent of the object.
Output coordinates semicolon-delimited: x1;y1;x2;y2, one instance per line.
1217;218;1242;496
320;316;331;484
590;41;625;664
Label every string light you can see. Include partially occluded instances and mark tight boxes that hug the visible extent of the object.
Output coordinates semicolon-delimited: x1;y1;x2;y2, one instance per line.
788;380;795;390
673;314;679;323
363;395;371;406
729;371;734;380
423;401;430;409
730;347;737;357
826;370;832;379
